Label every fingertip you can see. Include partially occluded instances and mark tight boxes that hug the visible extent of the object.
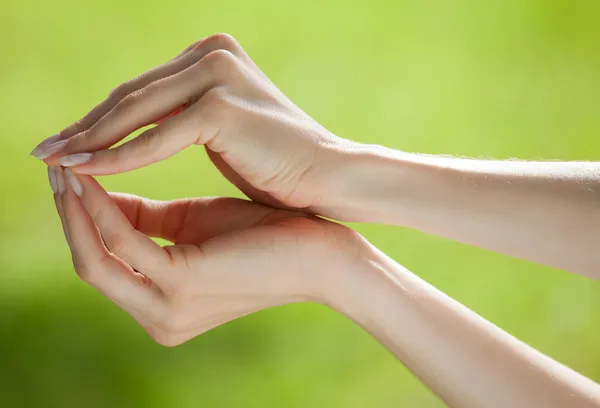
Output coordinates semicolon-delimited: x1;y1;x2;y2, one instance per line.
56;167;66;194
73;172;108;197
60;153;93;168
48;166;58;194
64;168;83;197
30;134;61;158
58;151;115;176
31;140;68;160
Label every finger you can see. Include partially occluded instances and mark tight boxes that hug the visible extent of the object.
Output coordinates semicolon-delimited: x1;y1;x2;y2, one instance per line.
171;38;204;60
154;105;186;125
39;35;248;165
111;298;169;342
64;170;173;286
49;166;70;244
31;40;210;159
57;168;165;314
108;193;300;245
33;34;261;162
72;41;202;139
172;34;269;86
108;193;193;242
61;84;227;175
53;50;240;172
32;52;195;159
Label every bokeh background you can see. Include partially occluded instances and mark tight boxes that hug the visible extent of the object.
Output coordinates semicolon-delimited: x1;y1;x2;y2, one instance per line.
2;0;600;406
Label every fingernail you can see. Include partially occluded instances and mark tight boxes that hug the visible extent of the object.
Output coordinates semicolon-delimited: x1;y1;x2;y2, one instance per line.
32;140;68;160
56;167;66;194
60;153;93;167
30;134;61;158
48;167;58;193
65;168;83;197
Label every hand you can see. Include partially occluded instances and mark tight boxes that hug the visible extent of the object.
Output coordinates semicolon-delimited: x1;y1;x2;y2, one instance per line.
33;33;359;216
47;166;360;346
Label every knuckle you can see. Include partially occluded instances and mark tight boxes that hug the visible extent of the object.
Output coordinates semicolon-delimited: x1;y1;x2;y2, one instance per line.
200;49;238;72
150;330;182;347
105;232;128;257
75;263;95;285
67;119;86;135
80;253;114;286
109;83;125;98
109;80;134;99
61;119;90;141
187;38;204;52
117;89;143;111
142;78;163;98
65;128;90;151
153;308;186;334
203;33;239;51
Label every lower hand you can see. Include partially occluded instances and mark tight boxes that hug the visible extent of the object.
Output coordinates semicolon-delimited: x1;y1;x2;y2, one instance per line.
48;166;361;346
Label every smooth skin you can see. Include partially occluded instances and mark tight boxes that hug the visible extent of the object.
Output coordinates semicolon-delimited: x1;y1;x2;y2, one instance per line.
49;167;600;408
34;34;600;407
32;34;600;279
48;167;352;346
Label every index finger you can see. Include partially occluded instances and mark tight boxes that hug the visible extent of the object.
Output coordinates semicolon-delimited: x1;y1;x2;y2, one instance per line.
32;34;252;163
65;170;174;288
57;168;165;315
30;41;203;160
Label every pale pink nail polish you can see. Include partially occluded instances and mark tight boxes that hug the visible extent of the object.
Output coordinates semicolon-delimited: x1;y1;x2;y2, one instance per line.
48;167;58;193
56;167;66;193
30;134;61;158
32;140;68;160
60;153;93;167
65;169;83;197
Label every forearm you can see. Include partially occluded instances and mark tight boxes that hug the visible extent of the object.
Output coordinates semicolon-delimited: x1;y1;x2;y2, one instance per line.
334;144;600;278
326;244;600;408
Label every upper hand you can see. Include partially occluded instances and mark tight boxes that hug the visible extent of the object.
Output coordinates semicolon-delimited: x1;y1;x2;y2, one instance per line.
34;34;359;215
48;166;361;346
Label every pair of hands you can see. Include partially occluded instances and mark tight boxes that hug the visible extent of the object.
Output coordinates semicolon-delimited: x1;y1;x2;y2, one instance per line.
35;33;600;407
35;34;367;346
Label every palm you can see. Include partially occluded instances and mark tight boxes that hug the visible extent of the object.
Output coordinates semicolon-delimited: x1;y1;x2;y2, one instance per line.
112;194;336;249
56;174;356;347
111;193;347;345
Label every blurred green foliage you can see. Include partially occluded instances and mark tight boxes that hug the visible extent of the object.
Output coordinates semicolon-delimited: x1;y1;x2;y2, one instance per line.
1;0;600;406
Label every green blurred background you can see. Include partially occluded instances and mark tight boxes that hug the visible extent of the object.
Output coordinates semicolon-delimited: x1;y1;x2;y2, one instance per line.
2;0;600;406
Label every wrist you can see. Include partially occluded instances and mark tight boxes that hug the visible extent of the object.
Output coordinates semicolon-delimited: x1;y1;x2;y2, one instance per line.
320;142;416;224
315;233;408;319
325;143;465;228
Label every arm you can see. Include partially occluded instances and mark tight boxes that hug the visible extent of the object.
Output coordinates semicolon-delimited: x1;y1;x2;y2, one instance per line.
31;33;600;276
50;168;600;407
328;145;600;279
327;240;600;408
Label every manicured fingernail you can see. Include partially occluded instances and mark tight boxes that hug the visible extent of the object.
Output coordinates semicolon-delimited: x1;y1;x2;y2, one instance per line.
30;134;61;158
60;153;92;167
65;168;83;197
56;167;66;193
48;167;58;193
32;140;68;160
